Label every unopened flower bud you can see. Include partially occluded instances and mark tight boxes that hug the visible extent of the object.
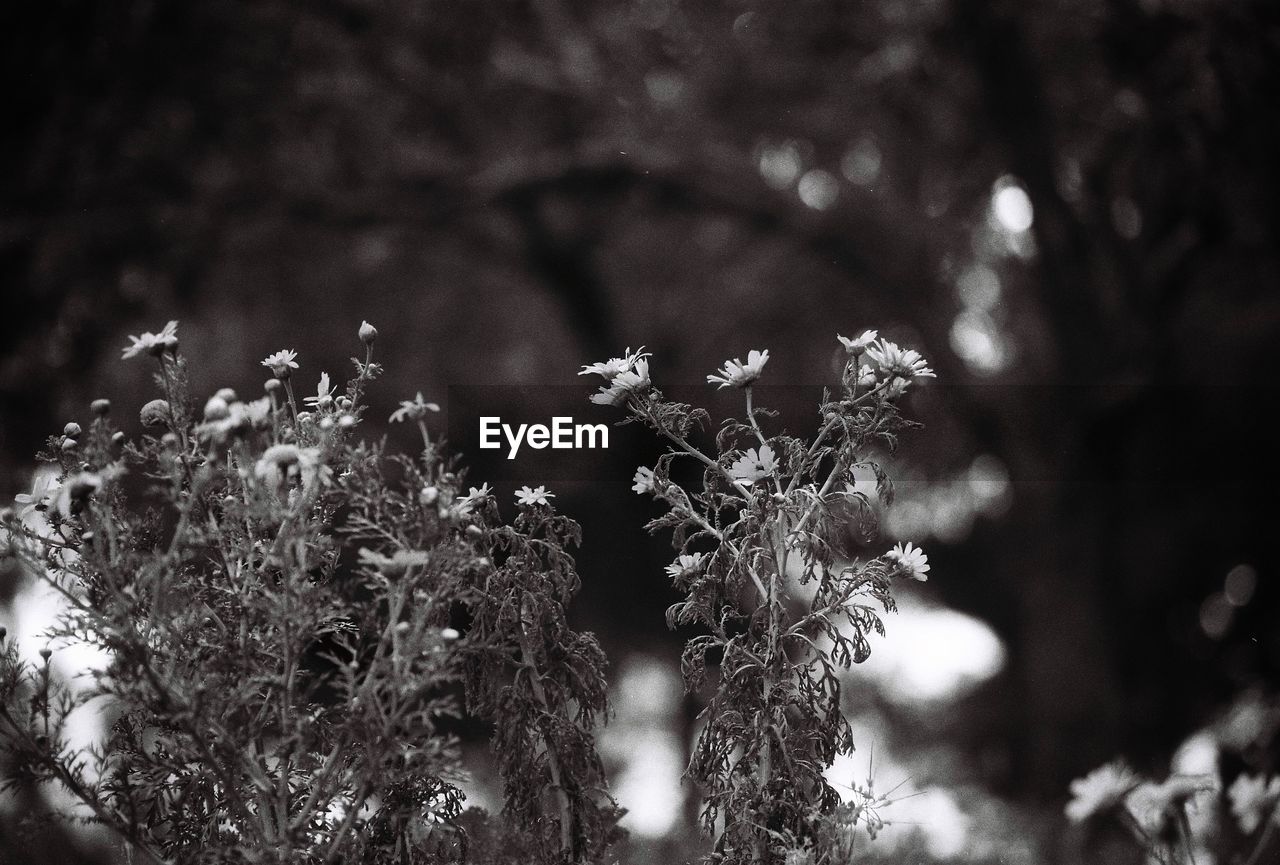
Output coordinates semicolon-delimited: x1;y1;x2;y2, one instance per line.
161;432;179;448
214;388;238;403
337;396;352;410
63;422;82;437
264;378;284;395
296;411;312;424
440;627;460;641
465;524;483;539
111;431;126;448
39;648;52;661
91;399;111;416
0;627;7;641
394;621;411;635
204;396;230;421
359;320;378;345
61;437;78;452
139;399;170;428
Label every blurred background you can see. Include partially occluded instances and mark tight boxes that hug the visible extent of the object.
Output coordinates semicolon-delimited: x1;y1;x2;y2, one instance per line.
2;0;1279;862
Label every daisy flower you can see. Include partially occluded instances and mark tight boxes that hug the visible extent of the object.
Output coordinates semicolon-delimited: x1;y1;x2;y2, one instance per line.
632;466;657;495
389;392;441;423
837;330;878;355
15;474;62;518
707;349;770;389
261;349;300;378
1065;761;1140;823
1228;774;1280;834
885;541;930;581
121;320;179;360
304;372;334;409
515;485;555;506
664;553;706;580
455;484;492;517
589;358;651;406
579;347;649;381
865;339;935;381
728;445;778;485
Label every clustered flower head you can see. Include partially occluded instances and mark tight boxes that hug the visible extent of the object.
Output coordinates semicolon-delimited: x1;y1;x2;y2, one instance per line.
1228;773;1280;834
728;445;778;485
389;392;440;423
707;349;769;389
581;348;652;406
885;541;930;581
514;485;555;507
1065;761;1141;823
261;349;300;379
121;320;179;360
196;396;272;443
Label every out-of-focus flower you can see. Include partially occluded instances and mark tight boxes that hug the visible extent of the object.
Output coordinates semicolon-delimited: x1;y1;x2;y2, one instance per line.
196;398;272;444
440;627;461;641
254;444;328;490
139;399;171;429
664;553;706;580
357;547;431;576
886;541;930;581
707;349;770;389
15;475;62;518
91;399;112;416
204;396;231;421
390;392;440;423
579;347;649;381
515;485;554;506
865;339;935;383
1065;761;1140;823
261;349;300;378
1124;774;1218;837
359;321;378;345
837;330;878;355
121;320;179;359
589;358;652;406
53;468;122;517
632;466;657;495
1228;774;1280;834
728;445;778;485
304;373;334;410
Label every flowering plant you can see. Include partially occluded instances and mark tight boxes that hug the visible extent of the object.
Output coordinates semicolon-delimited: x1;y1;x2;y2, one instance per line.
582;334;935;864
0;322;618;865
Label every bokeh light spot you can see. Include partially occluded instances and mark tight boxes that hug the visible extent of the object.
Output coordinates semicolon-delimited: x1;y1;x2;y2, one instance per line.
798;169;839;210
991;176;1034;233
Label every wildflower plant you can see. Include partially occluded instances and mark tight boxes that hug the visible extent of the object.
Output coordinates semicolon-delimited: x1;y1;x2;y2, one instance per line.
0;322;618;864
581;335;936;864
